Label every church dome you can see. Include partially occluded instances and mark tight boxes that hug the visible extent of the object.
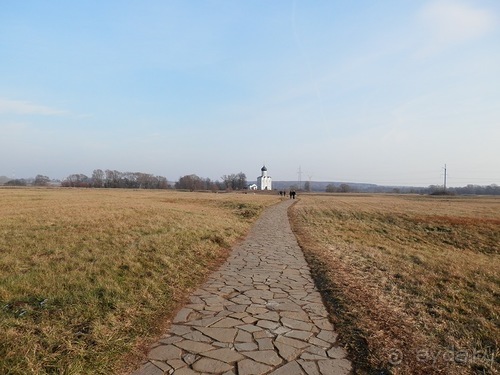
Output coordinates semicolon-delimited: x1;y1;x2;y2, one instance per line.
261;165;267;171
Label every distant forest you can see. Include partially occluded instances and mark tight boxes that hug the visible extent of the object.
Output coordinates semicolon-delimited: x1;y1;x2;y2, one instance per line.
275;180;500;196
1;170;499;195
1;169;247;192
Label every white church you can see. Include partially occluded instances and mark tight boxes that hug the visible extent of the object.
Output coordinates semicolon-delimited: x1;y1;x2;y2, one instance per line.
256;165;272;190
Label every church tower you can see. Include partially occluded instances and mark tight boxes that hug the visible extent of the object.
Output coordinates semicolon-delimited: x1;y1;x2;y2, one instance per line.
257;165;272;190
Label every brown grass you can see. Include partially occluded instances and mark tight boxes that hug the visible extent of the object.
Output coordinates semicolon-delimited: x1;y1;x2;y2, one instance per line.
289;194;499;375
0;187;279;374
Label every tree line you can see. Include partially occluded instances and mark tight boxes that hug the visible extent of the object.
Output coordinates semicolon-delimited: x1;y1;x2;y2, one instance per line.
61;170;169;189
57;170;248;191
325;183;355;193
323;183;500;195
174;172;247;191
428;184;500;196
3;171;499;195
4;175;52;187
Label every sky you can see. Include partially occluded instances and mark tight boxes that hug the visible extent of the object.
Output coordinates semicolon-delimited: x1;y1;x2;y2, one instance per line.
1;0;499;187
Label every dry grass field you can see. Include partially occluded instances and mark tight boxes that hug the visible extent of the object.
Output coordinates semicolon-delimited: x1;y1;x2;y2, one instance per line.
290;194;499;375
0;188;279;374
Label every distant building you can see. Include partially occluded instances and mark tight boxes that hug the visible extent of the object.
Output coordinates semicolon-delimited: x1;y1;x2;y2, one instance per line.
257;165;272;190
248;184;258;190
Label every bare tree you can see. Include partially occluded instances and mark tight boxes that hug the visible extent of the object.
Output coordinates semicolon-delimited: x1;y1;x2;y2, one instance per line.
236;172;247;190
221;174;236;190
5;179;27;186
339;183;352;193
105;170;122;188
92;169;105;188
175;174;205;191
325;184;336;193
156;176;169;189
62;174;90;187
221;172;247;190
34;175;50;186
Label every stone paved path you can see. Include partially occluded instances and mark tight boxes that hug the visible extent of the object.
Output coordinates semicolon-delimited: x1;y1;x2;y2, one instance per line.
131;200;352;375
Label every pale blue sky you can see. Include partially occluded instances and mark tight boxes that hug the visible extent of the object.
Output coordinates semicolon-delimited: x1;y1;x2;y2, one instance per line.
1;0;499;186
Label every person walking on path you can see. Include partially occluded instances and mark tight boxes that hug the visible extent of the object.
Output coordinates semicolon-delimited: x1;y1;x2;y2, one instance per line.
132;199;351;375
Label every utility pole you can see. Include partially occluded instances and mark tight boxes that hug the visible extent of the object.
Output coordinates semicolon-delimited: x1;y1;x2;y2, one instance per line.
443;164;447;191
297;166;302;190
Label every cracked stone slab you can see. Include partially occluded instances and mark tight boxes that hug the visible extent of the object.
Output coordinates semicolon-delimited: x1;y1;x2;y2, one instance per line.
238;358;273;375
194;327;237;343
317;359;352;375
202;348;245;363
131;362;164;375
174;340;215;354
147;344;182;361
241;350;283;366
192;358;233;373
269;361;305;375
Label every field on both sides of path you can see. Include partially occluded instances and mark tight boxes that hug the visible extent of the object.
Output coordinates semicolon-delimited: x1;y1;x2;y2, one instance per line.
0;188;279;374
290;194;499;375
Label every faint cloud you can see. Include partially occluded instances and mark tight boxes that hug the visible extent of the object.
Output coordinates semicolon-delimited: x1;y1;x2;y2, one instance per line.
0;122;29;132
0;98;69;116
416;0;496;56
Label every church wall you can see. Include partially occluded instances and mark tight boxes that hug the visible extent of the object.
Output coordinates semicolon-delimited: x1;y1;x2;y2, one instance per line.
258;176;272;190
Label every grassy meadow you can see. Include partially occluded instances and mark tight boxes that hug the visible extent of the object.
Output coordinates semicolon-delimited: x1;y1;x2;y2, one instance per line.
0;188;279;374
290;194;499;375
